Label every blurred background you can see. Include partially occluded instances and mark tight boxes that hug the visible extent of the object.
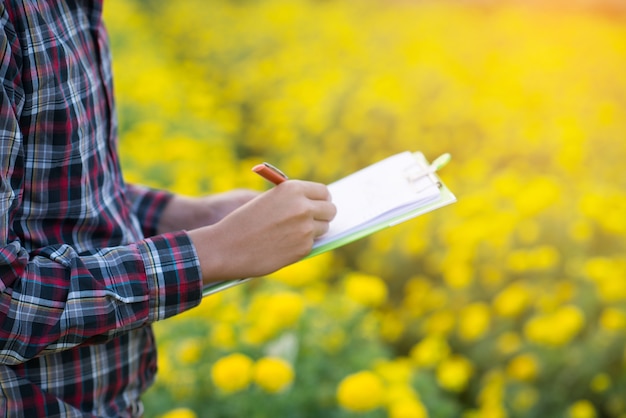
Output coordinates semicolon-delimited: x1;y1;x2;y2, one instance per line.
104;0;626;417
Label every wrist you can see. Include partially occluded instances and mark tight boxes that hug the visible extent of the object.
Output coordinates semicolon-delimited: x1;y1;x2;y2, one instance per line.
187;225;234;284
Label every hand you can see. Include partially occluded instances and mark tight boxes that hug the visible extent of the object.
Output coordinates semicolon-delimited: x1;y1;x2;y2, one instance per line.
157;189;259;234
188;180;336;283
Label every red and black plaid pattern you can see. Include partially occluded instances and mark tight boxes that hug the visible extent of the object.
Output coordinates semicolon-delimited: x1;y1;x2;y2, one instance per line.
0;1;202;416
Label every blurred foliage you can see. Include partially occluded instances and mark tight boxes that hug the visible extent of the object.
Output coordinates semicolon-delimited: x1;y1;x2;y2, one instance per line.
104;0;626;417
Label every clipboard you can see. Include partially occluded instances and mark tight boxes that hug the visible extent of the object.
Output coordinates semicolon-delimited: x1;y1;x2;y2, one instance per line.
201;151;457;297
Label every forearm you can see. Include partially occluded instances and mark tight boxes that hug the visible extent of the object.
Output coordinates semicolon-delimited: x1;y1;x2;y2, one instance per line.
156;194;207;234
155;189;261;235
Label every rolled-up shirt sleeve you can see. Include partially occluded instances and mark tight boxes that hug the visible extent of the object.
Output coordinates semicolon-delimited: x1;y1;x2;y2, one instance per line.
123;183;203;320
139;232;203;323
0;230;202;366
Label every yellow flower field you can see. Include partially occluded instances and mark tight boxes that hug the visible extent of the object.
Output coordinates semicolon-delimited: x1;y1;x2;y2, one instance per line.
103;0;626;417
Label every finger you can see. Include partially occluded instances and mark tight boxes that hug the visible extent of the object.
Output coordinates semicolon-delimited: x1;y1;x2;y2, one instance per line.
313;219;331;238
288;180;332;201
311;200;337;222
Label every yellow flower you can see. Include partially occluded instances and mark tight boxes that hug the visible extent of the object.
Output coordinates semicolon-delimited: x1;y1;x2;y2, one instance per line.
568;219;593;242
568;400;597;418
596;277;626;303
403;277;449;316
159;408;198;418
477;370;505;407
493;282;531;318
267;291;306;328
402;276;433;317
590;373;611;393
524;305;585;346
599;307;626;331
176;338;202;366
480;264;504;288
458;302;491;341
476;404;508;418
513;177;561;217
424;309;456;336
554;305;586;340
210;323;236;349
210;353;254;393
388;398;429;418
343;271;388;308
506;250;530;273
156;344;175;385
436;355;474;392
379;310;405;342
337;371;385;412
182;291;224;319
516;219;540;244
496;332;522;355
302;282;330;306
384;383;418;406
268;252;334;287
506;246;560;272
506;353;539;382
253;357;295;394
583;257;626;303
244;291;306;344
374;358;414;386
554;281;576;303
410;335;451;368
442;263;473;289
532;245;560;270
584;257;613;282
241;324;271;347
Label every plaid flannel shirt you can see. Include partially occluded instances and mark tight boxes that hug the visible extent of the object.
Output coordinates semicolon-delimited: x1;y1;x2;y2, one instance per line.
0;1;203;416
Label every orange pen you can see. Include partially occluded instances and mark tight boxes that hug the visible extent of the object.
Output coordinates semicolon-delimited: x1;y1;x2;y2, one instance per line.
252;162;288;185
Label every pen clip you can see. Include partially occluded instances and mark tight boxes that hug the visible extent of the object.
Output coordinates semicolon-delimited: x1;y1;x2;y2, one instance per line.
261;162;288;179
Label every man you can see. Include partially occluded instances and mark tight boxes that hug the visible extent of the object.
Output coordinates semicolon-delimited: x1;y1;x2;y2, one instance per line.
0;1;336;416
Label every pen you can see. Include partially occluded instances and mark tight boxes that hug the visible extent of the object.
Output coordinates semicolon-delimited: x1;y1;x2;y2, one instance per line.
252;162;288;185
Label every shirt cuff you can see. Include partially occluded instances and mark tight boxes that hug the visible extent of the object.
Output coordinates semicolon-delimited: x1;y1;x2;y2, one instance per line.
137;231;203;322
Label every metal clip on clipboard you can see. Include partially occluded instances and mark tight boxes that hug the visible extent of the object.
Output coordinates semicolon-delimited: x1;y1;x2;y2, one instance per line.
404;153;450;193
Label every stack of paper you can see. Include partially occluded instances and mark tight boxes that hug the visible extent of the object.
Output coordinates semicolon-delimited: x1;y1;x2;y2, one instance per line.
312;151;449;251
